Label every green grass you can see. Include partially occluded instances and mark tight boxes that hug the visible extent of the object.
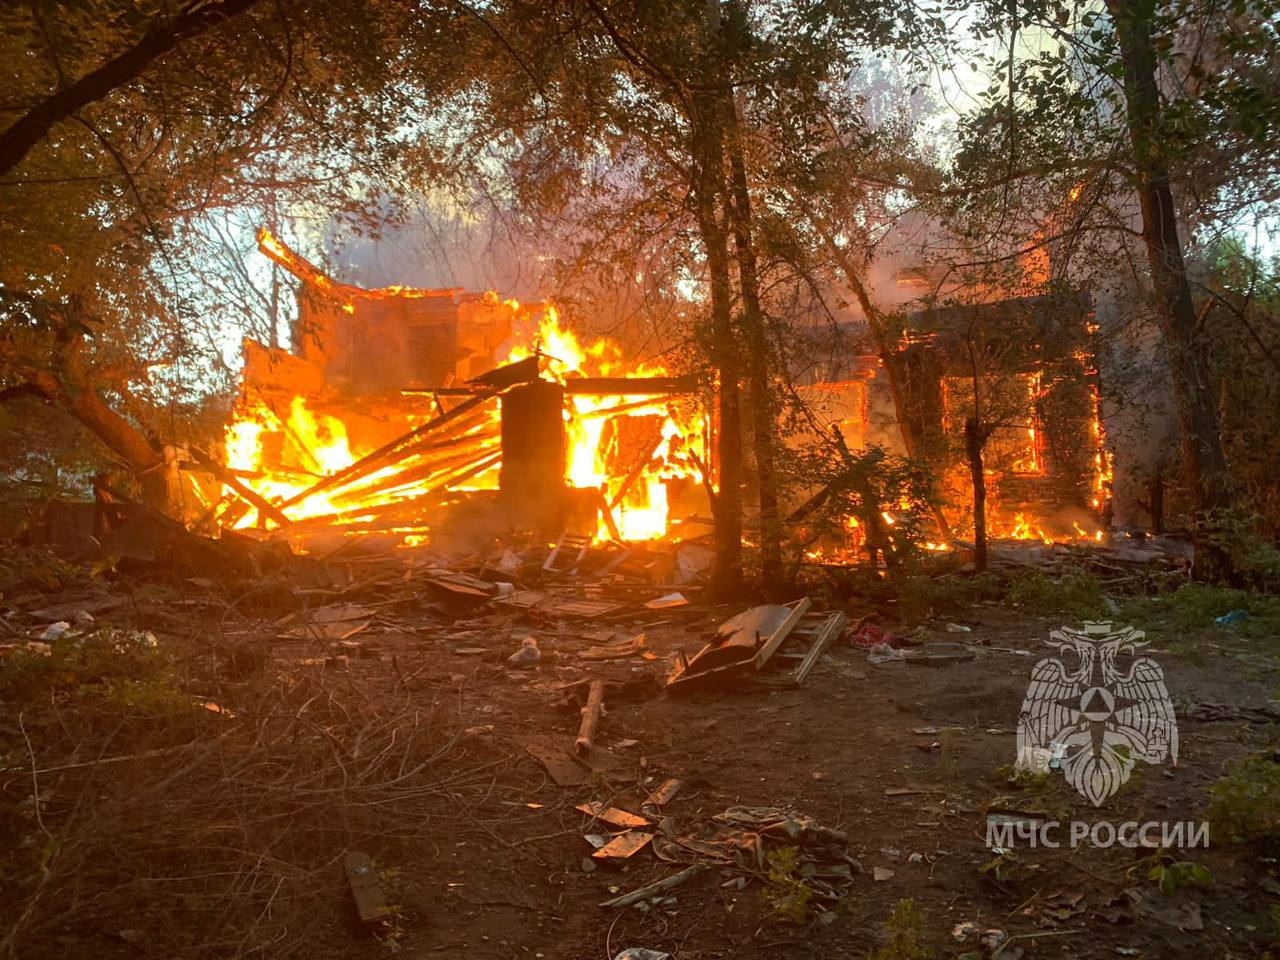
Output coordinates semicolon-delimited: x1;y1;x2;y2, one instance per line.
1006;568;1107;619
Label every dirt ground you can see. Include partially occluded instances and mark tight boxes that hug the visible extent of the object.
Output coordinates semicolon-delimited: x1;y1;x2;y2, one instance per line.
2;547;1278;960
348;609;1279;960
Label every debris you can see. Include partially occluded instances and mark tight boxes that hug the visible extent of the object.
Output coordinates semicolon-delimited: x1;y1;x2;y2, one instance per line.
980;928;1007;950
611;950;672;960
867;641;905;664
884;785;943;797
515;733;618;786
953;921;980;943
1125;887;1204;931
343;851;392;924
944;622;973;633
498;590;628;620
599;865;704;908
544;532;592;574
788;610;848;683
582;858;597;873
873;866;895;882
580;632;647;660
576;802;650;829
645;592;689;610
668;598;829;690
592;830;653;860
647;778;683;807
507;636;541;666
575;678;606;754
1214;608;1248;626
851;622;895;649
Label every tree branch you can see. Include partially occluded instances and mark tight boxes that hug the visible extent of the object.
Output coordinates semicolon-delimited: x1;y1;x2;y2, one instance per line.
0;0;260;177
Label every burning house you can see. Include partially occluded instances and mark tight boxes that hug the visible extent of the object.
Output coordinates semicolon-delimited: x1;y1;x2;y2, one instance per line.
206;229;1110;556
212;230;711;547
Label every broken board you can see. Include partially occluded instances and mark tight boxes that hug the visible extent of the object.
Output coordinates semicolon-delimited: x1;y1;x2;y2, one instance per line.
515;733;618;786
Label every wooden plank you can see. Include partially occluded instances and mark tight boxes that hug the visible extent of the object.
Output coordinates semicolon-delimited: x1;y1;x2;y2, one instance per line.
563;375;697;396
575;678;605;754
190;447;293;528
753;597;814;670
592;830;653;860
278;390;500;508
793;611;847;684
576;802;650;828
343;851;392;923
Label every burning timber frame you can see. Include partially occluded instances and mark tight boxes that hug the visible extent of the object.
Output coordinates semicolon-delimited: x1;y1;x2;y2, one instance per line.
197;231;705;541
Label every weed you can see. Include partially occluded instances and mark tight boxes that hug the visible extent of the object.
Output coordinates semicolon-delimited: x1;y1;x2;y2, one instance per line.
1006;568;1107;619
1207;753;1280;847
762;846;813;924
979;848;1021;884
898;574;1005;618
1128;851;1213;894
871;898;931;960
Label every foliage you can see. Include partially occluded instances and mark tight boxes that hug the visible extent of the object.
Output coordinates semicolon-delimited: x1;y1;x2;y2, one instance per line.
762;845;814;924
1006;568;1107;619
871;898;931;960
1127;852;1213;896
792;442;938;565
1201;506;1280;591
978;848;1021;884
898;572;1006;618
1208;753;1280;847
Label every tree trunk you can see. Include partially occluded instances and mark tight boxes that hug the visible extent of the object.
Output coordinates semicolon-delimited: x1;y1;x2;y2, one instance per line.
965;416;988;573
692;108;744;600
1106;0;1234;580
4;327;170;512
723;96;785;598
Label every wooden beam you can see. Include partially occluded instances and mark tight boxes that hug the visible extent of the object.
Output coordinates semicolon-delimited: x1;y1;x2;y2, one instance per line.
278;390;500;509
563;375;697;396
189;447;293;528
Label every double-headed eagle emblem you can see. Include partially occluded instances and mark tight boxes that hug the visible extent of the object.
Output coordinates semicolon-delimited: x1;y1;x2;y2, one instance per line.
1017;622;1178;806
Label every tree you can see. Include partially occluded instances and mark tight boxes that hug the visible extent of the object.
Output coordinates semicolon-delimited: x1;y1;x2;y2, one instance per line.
0;1;477;510
946;0;1280;578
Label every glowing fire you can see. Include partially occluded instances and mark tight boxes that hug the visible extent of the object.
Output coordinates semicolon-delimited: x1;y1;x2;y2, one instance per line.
493;306;707;541
220;298;705;542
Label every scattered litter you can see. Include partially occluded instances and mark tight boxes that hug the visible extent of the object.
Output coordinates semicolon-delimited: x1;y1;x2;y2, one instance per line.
979;928;1007;950
343;851;392;924
944;622;972;633
1214;608;1248;626
851;622;895;649
873;866;895;882
600;865;704;908
576;802;650;829
611;950;672;960
592;830;653;860
38;621;74;641
953;921;979;943
645;592;689;609
580;632;647;660
507;636;541;666
867;641;905;664
647;778;683;807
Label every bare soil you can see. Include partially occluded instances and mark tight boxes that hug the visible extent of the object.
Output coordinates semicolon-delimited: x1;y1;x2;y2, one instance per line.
3;555;1278;960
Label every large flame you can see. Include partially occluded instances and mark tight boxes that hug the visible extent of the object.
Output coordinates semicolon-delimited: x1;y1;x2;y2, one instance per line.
220;300;705;542
493;306;706;541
